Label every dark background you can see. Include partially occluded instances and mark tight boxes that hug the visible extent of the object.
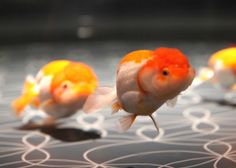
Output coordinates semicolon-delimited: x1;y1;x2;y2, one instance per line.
1;0;236;44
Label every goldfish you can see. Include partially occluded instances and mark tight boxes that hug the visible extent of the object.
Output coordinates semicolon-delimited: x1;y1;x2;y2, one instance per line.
12;60;98;125
83;48;195;132
197;47;236;90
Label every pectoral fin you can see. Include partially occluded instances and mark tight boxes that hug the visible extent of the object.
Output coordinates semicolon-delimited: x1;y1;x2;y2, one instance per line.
112;101;121;114
166;96;178;107
42;99;55;108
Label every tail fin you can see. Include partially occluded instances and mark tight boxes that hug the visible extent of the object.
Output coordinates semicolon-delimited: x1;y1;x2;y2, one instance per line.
12;75;39;117
117;114;137;132
83;86;117;113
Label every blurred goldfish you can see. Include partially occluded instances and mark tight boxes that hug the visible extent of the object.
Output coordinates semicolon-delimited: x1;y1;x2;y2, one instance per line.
12;60;98;125
197;47;236;90
83;48;195;132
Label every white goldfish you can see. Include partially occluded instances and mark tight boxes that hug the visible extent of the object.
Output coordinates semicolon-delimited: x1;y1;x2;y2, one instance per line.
83;48;195;132
12;60;98;125
197;47;236;90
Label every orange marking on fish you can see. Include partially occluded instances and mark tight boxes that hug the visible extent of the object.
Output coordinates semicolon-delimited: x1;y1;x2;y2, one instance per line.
137;48;191;95
120;50;153;65
51;62;98;95
153;48;190;68
209;47;236;74
41;60;70;76
144;48;190;78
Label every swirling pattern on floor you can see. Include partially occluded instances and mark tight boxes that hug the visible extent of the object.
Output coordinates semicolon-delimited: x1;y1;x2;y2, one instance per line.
0;42;235;168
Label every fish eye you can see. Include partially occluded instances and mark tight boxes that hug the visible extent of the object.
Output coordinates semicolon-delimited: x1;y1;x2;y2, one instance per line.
62;83;68;89
162;69;169;76
61;81;72;89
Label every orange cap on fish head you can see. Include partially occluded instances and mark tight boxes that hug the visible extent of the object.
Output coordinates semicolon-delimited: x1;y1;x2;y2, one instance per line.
50;62;98;105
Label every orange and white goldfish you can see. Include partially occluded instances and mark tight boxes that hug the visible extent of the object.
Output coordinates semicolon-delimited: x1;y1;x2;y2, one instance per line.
12;60;98;125
197;47;236;90
83;48;195;132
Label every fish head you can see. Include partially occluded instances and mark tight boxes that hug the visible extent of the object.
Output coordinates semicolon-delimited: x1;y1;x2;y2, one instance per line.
139;48;195;99
50;62;98;106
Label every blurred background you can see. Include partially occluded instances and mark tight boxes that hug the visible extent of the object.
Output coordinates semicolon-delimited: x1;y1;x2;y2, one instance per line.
1;0;236;45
